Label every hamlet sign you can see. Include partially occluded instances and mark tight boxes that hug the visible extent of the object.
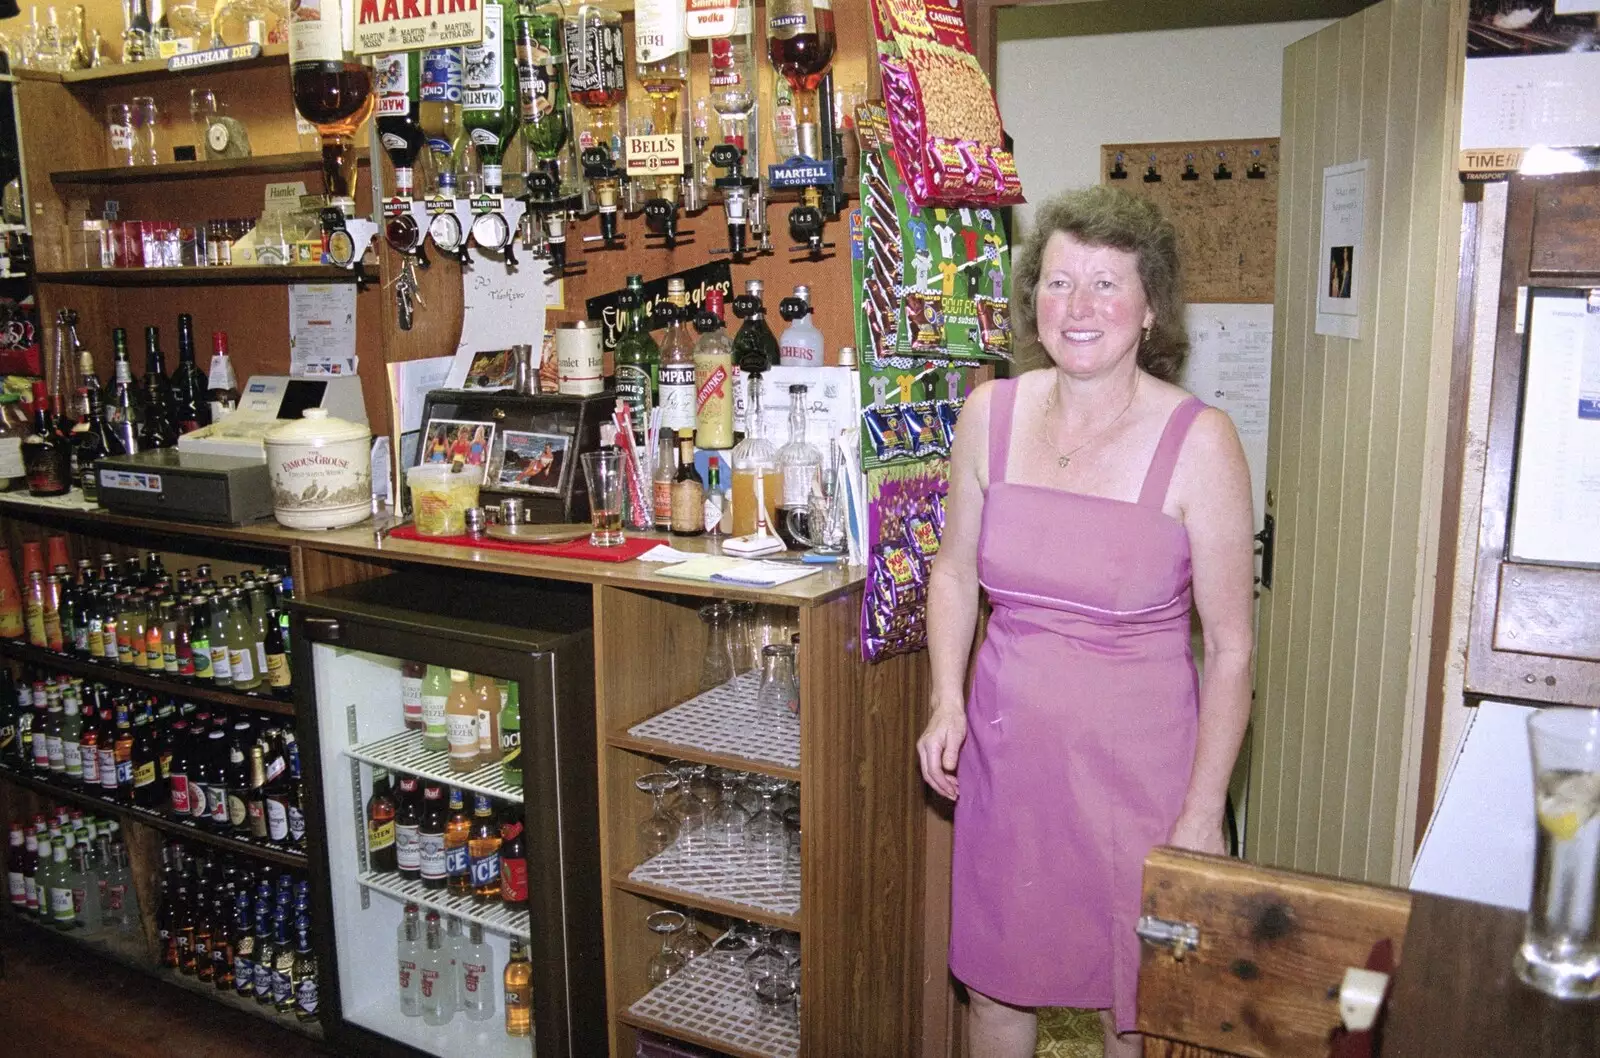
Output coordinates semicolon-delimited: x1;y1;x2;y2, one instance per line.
353;0;483;56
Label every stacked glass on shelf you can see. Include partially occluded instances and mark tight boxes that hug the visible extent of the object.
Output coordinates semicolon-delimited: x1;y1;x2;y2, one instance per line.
0;542;296;699
4;0;275;72
0;667;307;854
642;911;801;1015
395;902;533;1038
153;839;319;1021
5;804;140;935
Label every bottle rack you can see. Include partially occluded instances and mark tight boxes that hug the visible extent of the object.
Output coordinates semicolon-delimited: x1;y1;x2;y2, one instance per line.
0;637;296;717
0;761;307;868
343;728;524;805
356;867;530;940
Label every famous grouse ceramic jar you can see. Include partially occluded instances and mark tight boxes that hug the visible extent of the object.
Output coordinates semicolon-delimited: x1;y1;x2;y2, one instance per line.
263;408;372;529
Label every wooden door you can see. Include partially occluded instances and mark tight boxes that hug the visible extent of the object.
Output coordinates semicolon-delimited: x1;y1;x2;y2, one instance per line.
1246;0;1468;885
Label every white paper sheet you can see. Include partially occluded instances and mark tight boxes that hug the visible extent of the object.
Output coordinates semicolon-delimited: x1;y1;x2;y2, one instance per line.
1183;304;1273;531
446;250;547;390
388;356;453;435
1410;701;1536;912
1509;293;1600;566
288;282;358;377
1316;161;1367;339
1462;52;1600;151
752;366;861;450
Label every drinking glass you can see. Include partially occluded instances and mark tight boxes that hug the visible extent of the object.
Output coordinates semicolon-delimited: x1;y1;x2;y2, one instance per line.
130;96;159;165
731;601;760;673
699;602;739;691
711;930;754;966
709;767;749;848
672;909;713;958
665;760;712;856
755;643;800;722
645;909;688;985
107;103;135;166
744;774;789;876
188;89;219;156
783;806;801;868
1515;707;1600;999
580;449;626;546
746;942;796;1008
635;772;681;859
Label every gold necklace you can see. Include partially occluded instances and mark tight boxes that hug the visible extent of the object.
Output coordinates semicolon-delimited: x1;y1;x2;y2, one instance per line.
1042;376;1139;468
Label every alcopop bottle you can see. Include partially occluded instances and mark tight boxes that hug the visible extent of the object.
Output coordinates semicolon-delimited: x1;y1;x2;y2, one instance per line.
397;903;422;1016
459;920;495;1021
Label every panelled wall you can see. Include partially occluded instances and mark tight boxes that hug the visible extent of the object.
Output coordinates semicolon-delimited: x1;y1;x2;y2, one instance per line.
1247;0;1466;885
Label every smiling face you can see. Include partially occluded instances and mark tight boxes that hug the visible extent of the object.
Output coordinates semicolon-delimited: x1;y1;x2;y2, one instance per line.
1034;232;1155;379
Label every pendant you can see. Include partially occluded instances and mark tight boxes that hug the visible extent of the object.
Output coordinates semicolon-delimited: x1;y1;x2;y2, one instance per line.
1057;455;1071;468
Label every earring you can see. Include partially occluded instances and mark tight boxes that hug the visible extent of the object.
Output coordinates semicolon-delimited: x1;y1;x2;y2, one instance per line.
1141;325;1151;344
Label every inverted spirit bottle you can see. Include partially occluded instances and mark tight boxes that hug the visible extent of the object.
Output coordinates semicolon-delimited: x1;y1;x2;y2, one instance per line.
375;51;424;200
514;0;575;193
766;0;834;159
419;48;465;195
288;0;376;204
565;3;625;158
634;0;688;201
462;0;521;196
707;0;757;148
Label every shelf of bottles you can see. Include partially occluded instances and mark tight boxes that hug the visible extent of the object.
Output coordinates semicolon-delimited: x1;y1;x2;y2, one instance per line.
346;727;524;806
50;151;371;186
0;638;295;718
619;670;801;781
623;936;800;1058
358;868;530;940
35;266;360;287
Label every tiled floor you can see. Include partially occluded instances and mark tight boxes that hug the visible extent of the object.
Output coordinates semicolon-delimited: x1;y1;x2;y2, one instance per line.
1036;1007;1104;1058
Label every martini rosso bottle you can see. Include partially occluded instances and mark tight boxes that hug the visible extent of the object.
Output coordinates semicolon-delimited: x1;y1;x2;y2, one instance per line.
375;51;424;201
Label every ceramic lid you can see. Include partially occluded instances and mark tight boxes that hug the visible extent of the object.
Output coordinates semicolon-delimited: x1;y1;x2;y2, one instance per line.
264;407;370;446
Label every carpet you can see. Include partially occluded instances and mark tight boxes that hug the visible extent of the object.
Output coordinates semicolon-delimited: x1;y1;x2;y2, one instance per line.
1036;1007;1104;1058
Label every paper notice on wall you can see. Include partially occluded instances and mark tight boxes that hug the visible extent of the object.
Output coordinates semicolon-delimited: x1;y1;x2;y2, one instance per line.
1316;161;1367;339
288;282;358;377
1183;304;1273;529
1507;291;1600;566
446;250;547;390
1461;52;1600;150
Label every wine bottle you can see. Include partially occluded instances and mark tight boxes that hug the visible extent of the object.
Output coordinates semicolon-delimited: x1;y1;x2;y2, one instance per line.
375;51;425;200
205;332;240;424
107;329;141;456
138;327;178;450
171;313;209;433
461;0;521;195
22;382;72;498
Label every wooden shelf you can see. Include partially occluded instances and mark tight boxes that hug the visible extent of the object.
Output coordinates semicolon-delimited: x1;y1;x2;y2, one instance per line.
0;637;296;717
0;762;308;869
2;908;323;1041
52;151;369;186
25;43;293;87
611;671;802;783
35;266;357;287
620;944;799;1058
612;874;798;932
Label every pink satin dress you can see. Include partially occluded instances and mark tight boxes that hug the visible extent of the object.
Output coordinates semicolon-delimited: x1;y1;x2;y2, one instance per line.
948;376;1204;1033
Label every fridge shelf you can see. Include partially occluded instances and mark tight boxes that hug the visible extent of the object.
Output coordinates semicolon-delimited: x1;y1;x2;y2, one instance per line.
344;728;524;805
618;672;801;781
621;946;800;1058
623;842;801;924
357;868;530;939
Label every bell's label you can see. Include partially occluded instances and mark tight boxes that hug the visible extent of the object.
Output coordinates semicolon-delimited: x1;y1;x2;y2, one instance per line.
625;134;685;176
354;0;483;55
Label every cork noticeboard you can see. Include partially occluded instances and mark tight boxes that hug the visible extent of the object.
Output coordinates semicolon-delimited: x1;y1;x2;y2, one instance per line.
1101;139;1280;304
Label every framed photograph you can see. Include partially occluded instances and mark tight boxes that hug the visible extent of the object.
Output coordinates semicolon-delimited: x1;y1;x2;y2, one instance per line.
420;417;496;484
495;430;570;494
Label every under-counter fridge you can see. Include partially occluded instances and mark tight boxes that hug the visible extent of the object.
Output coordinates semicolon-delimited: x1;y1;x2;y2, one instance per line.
291;569;605;1058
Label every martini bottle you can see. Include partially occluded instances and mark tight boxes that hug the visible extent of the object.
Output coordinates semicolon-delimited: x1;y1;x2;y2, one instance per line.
375;51;424;201
462;0;522;196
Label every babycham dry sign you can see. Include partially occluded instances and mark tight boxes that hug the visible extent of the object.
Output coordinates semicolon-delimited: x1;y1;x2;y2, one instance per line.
354;0;483;55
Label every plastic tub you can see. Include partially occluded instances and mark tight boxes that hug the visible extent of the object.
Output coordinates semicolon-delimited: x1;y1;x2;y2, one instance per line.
407;463;481;536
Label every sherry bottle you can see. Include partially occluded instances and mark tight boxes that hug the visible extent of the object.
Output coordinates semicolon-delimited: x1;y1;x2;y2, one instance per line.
22;382;72;497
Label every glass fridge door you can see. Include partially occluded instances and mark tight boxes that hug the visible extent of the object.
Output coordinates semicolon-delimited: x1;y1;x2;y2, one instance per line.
293;573;601;1058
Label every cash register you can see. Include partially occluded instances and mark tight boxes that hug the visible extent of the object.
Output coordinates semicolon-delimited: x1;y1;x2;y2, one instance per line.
95;376;367;526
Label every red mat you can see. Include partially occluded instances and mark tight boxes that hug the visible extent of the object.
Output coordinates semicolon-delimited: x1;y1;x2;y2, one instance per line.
387;524;659;563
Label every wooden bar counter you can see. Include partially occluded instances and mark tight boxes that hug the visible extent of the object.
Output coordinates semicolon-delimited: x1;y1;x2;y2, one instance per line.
0;492;947;1058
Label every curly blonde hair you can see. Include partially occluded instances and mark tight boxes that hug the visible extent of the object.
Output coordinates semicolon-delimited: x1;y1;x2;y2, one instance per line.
1012;186;1188;382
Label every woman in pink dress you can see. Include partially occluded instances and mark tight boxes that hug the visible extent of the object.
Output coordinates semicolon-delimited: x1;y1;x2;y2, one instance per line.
917;187;1256;1058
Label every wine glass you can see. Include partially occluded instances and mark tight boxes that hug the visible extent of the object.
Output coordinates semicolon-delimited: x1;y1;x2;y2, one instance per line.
635;772;681;859
783;806;801;869
711;931;753;966
646;909;688;984
744;774;789;876
746;942;797;1008
672;909;714;959
709;768;750;848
